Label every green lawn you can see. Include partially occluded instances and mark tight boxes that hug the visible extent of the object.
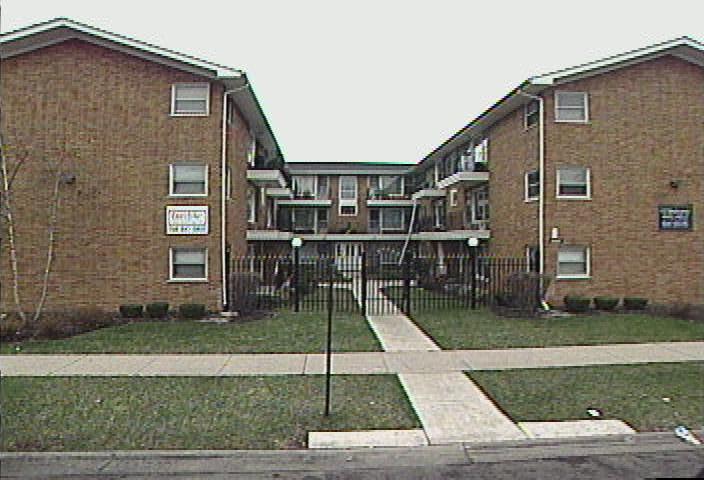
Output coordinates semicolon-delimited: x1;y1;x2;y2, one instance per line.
469;362;704;432
1;375;420;451
0;310;380;354
407;306;704;349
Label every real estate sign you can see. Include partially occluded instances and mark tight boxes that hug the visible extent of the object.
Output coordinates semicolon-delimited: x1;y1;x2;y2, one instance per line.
658;205;693;231
166;206;209;234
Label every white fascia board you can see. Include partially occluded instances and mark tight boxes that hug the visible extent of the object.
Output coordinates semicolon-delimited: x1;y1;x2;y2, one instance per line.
277;199;333;207
529;37;704;85
246;230;293;241
0;18;243;78
412;230;491;241
300;233;409;241
366;199;414;207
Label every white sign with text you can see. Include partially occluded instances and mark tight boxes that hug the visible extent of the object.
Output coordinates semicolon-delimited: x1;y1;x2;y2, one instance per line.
166;206;209;235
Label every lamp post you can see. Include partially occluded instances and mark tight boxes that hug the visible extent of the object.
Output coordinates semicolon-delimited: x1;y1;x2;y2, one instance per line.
467;237;479;309
291;237;302;312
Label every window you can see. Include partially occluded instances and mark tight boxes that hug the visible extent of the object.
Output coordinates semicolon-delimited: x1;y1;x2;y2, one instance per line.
382;208;404;230
526;246;540;273
555;92;588;123
340;205;357;216
433;199;445;228
557;245;589;278
247;188;256;223
170;247;207;281
449;189;458;207
339;176;357;200
525;100;539;128
525;170;540;201
474;138;489;164
339;176;357;216
557;167;590;199
374;175;403;196
293;176;316;197
247;137;256;167
317;176;329;199
170;164;207;196
369;209;380;232
317;209;329;231
171;83;210;115
292;209;315;231
471;187;489;227
226;167;232;199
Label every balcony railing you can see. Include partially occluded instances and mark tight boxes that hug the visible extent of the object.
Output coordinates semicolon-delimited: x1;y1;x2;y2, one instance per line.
413;211;489;232
367;189;409;200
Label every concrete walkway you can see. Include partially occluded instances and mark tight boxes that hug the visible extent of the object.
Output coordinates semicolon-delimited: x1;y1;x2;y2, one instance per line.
1;342;702;376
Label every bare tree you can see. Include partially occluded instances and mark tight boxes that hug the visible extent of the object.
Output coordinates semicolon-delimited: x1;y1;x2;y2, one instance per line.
0;132;67;327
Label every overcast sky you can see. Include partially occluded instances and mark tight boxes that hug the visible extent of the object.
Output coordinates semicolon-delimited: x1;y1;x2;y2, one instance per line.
2;0;702;163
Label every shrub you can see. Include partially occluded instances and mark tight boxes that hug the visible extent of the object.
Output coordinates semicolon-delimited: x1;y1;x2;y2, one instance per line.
146;302;169;318
623;297;648;310
594;297;619;311
179;303;207;319
35;314;67;339
564;295;591;313
119;304;143;318
229;272;262;314
0;314;25;342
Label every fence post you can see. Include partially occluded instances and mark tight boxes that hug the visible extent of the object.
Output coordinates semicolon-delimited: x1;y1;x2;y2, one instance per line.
324;253;334;416
293;248;300;312
361;251;367;317
470;249;477;310
403;251;411;315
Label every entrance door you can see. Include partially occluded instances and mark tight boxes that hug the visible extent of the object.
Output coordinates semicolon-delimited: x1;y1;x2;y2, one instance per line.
335;242;363;273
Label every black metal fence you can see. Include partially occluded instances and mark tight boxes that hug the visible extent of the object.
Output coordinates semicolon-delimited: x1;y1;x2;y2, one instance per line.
229;252;538;316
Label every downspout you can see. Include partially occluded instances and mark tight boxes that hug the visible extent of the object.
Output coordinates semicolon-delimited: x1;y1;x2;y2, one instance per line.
399;197;418;264
517;90;546;301
221;82;250;310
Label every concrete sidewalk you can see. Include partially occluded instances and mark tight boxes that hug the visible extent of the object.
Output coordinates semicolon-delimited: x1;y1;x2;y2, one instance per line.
1;342;702;376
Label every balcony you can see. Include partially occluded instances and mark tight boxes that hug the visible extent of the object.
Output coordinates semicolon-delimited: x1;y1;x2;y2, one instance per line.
366;189;414;207
436;161;489;190
265;187;293;198
411;188;446;200
411;211;490;240
247;168;287;188
277;185;333;207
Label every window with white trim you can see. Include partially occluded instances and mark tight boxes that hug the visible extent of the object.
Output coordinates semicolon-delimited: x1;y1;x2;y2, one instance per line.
557;245;589;278
525;170;540;201
170;247;207;281
293;176;316;198
170;164;207;196
317;176;329;199
555;92;588;123
247;136;256;166
171;83;210;115
382;208;404;230
524;100;539;128
557;166;590;199
375;175;403;196
247;188;256;223
339;176;358;216
226;166;232;199
473;138;489;165
449;189;458;207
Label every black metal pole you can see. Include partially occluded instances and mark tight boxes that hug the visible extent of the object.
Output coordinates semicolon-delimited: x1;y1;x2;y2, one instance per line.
361;251;367;317
470;247;477;310
324;258;334;417
293;247;300;312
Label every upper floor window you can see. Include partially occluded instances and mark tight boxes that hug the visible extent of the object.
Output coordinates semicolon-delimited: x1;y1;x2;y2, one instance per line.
372;175;403;196
170;164;207;196
171;83;210;116
293;175;316;197
474;138;489;165
449;189;458;207
557;166;590;199
555;92;588;123
525;170;540;202
339;176;357;201
524;100;539;128
247;188;256;223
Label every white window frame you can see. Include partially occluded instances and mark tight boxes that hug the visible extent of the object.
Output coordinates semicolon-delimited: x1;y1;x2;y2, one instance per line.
169;247;208;282
380;208;405;231
247;188;256;223
525;170;540;202
169;164;208;197
449;189;458;207
556;166;591;200
375;175;404;196
247;135;256;167
554;91;589;123
171;83;210;116
474;138;489;165
471;187;489;224
557;245;590;279
524;100;539;129
226;166;232;200
339;176;358;216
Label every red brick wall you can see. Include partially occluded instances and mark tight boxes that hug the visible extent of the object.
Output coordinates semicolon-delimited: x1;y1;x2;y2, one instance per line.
0;39;249;312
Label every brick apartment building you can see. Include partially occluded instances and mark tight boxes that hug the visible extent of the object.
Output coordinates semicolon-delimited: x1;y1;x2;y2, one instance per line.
0;18;284;312
1;22;702;314
402;37;704;305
